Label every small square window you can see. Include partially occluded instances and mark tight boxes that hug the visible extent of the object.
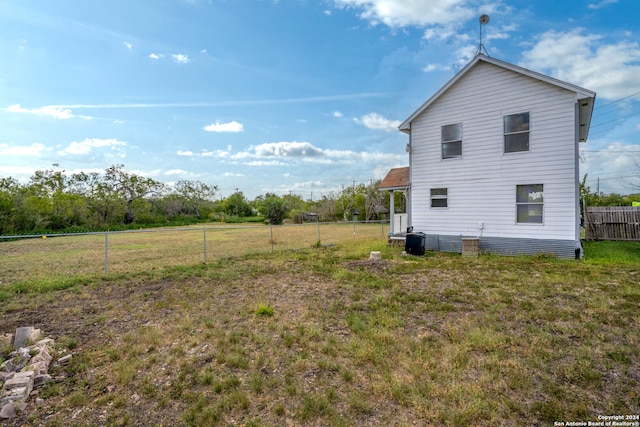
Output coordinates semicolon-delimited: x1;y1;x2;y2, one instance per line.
441;123;462;159
430;188;448;208
516;184;543;223
504;113;529;153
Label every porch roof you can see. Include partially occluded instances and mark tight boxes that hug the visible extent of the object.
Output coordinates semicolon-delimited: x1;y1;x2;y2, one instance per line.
379;166;410;191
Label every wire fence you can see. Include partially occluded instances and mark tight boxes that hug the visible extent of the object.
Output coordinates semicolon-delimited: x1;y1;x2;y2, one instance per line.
0;221;390;284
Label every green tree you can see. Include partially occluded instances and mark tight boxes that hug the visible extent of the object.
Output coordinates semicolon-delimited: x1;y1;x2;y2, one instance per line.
49;192;89;230
337;183;371;221
104;165;165;224
174;180;218;218
364;180;385;221
258;193;290;225
0;178;22;234
29;169;68;197
223;191;253;217
316;193;338;222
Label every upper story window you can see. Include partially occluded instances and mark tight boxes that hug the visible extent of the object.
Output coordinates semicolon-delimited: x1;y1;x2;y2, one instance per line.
430;188;448;208
504;112;530;153
441;123;462;159
516;184;543;224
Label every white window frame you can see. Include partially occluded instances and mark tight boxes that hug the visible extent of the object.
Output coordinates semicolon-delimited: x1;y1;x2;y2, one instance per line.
516;184;543;224
504;112;530;153
430;188;448;208
441;123;462;159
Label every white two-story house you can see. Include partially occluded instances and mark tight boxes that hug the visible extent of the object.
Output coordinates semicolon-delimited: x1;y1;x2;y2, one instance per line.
399;54;596;259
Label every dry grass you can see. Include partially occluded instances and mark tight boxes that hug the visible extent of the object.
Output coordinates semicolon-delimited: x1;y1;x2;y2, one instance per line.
0;239;638;426
0;222;388;285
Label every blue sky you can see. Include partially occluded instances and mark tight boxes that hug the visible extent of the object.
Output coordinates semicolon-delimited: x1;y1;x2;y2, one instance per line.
1;0;639;199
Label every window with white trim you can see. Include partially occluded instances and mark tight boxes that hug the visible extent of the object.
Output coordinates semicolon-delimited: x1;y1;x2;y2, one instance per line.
430;188;448;208
441;123;462;159
516;184;543;223
504;112;530;153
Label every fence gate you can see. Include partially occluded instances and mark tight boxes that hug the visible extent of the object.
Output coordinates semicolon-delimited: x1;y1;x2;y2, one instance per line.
585;206;640;241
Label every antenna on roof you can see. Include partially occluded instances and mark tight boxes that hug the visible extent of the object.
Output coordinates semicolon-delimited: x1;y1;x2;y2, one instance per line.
476;14;490;56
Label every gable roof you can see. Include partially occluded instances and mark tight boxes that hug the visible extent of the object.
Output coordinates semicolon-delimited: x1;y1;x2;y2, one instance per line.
398;54;597;142
379;166;410;190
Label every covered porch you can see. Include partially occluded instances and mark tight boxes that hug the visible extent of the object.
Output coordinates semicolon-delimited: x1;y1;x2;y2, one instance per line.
378;167;410;245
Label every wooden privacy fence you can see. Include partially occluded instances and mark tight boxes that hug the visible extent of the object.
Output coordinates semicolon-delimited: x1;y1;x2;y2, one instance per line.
585;206;640;241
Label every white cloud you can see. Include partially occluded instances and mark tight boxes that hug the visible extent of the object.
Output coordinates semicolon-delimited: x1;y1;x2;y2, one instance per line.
45;93;386;110
353;113;401;132
333;0;475;28
172;53;189;64
166;141;406;173
204;121;244;133
0;142;48;157
333;111;344;118
423;27;457;41
229;140;405;167
485;24;517;42
58;138;126;156
588;0;618;9
252;141;324;158
423;63;451;72
202;148;232;158
7;104;86;120
245;160;288;167
179;146;233;158
124;41;133;51
149;53;164;59
520;29;640;100
165;169;187;175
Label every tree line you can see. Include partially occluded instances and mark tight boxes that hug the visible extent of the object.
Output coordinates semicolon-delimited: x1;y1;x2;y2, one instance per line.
0;165;395;235
580;174;640;207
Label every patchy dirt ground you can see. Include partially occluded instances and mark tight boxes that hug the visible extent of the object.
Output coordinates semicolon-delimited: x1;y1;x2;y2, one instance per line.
2;250;638;426
1;257;423;426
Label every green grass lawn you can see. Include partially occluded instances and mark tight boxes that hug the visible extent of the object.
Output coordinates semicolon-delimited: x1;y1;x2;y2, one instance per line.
0;239;638;426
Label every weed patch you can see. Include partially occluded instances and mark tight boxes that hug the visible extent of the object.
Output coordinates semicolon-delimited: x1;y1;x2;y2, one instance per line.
0;240;637;425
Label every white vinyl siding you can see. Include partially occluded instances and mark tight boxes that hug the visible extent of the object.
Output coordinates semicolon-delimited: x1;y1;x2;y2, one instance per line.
408;61;579;241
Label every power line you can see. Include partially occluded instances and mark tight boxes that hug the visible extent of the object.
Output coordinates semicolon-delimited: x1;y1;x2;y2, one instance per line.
584;175;637;182
587;91;640;136
581;149;640;153
590;111;640;129
594;90;640;111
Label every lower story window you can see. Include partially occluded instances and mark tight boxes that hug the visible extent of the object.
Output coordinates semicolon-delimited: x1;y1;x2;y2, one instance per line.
516;184;543;223
430;188;448;208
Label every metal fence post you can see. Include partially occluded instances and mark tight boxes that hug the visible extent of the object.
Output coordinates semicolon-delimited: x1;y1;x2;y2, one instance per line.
317;221;321;244
203;228;207;263
270;226;274;253
104;231;109;275
353;221;356;239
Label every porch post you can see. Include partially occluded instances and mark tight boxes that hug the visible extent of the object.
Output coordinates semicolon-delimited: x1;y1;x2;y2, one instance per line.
406;188;411;232
389;190;395;236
